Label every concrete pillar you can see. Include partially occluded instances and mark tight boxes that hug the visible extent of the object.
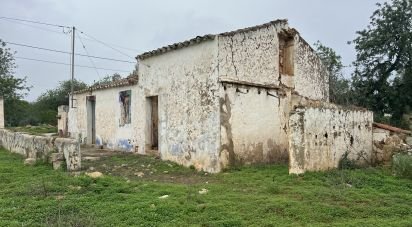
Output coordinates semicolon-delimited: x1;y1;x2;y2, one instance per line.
57;105;69;137
0;96;4;128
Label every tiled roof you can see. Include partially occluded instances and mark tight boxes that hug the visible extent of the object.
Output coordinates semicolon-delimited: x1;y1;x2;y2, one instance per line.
73;75;138;94
137;19;289;60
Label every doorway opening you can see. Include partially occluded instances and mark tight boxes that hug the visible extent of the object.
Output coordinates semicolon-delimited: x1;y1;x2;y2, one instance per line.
86;96;96;144
146;96;159;150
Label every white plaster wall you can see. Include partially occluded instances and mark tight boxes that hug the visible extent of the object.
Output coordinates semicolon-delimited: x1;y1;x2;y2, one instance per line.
289;106;373;174
68;85;136;151
294;37;329;101
218;24;283;86
219;85;289;168
138;39;221;172
0;97;4;128
57;105;68;135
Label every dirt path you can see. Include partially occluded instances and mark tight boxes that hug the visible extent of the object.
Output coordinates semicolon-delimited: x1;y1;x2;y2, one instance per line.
80;147;214;185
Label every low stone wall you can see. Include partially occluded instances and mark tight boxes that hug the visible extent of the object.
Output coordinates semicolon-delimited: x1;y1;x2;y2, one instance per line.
0;129;81;171
289;106;373;174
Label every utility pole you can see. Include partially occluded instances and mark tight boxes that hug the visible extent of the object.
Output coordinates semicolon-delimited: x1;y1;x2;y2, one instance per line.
70;26;75;108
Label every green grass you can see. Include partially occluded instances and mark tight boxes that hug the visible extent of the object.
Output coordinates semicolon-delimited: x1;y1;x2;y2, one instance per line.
7;125;57;135
0;148;411;226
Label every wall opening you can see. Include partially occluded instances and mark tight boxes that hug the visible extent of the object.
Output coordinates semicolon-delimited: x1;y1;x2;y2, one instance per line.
279;34;294;76
119;90;131;126
86;96;96;144
146;96;159;150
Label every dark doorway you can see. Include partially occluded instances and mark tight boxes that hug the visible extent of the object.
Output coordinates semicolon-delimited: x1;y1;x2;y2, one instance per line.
86;96;96;144
146;96;159;150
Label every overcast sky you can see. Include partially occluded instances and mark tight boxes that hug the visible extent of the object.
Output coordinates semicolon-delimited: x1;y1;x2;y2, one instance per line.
1;0;385;101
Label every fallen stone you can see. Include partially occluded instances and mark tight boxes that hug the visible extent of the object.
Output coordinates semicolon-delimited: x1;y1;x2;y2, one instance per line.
406;137;412;146
158;195;169;199
55;195;65;200
134;172;144;177
86;171;103;178
68;185;82;190
121;164;128;167
24;158;36;166
198;188;208;194
83;157;101;161
89;167;95;171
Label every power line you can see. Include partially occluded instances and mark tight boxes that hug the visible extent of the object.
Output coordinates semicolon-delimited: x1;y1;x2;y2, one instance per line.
77;28;135;59
0;16;70;28
0;18;70;35
77;33;100;77
79;35;141;52
5;41;136;63
15;56;130;72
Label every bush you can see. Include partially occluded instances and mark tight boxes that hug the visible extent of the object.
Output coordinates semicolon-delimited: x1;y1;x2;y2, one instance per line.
392;154;412;179
338;152;358;170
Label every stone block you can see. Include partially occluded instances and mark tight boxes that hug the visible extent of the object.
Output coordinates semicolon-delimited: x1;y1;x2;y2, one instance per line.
406;137;412;146
24;158;36;166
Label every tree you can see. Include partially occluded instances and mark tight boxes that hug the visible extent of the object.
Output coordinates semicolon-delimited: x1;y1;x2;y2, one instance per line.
351;0;412;128
0;39;30;99
0;39;31;126
314;41;351;105
92;73;122;86
33;79;87;125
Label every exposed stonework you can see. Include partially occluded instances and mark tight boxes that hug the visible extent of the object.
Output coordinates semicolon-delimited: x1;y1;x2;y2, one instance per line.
294;37;329;101
372;123;412;165
0;96;4;128
0;129;81;171
289;106;373;174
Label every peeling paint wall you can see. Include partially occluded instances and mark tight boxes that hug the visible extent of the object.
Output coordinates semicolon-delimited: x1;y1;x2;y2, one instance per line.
0;97;4;128
289;106;373;174
294;37;329;101
68;85;136;151
218;25;282;86
0;129;81;171
219;84;289;168
138;40;221;172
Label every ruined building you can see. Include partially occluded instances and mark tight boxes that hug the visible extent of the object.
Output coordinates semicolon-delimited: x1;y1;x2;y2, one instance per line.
66;20;374;173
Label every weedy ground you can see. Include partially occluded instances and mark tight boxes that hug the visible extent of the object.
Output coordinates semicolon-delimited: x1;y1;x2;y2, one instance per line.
0;148;411;226
7;125;57;136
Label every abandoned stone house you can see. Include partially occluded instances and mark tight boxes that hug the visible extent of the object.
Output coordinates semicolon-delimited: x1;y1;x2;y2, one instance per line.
65;19;374;173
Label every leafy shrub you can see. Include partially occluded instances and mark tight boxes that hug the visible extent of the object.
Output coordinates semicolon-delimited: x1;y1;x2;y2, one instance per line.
338;152;358;170
392;154;412;179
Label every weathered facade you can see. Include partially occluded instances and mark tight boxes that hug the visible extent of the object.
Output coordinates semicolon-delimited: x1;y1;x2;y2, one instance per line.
57;105;69;137
289;105;373;174
0;96;4;129
68;20;372;173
